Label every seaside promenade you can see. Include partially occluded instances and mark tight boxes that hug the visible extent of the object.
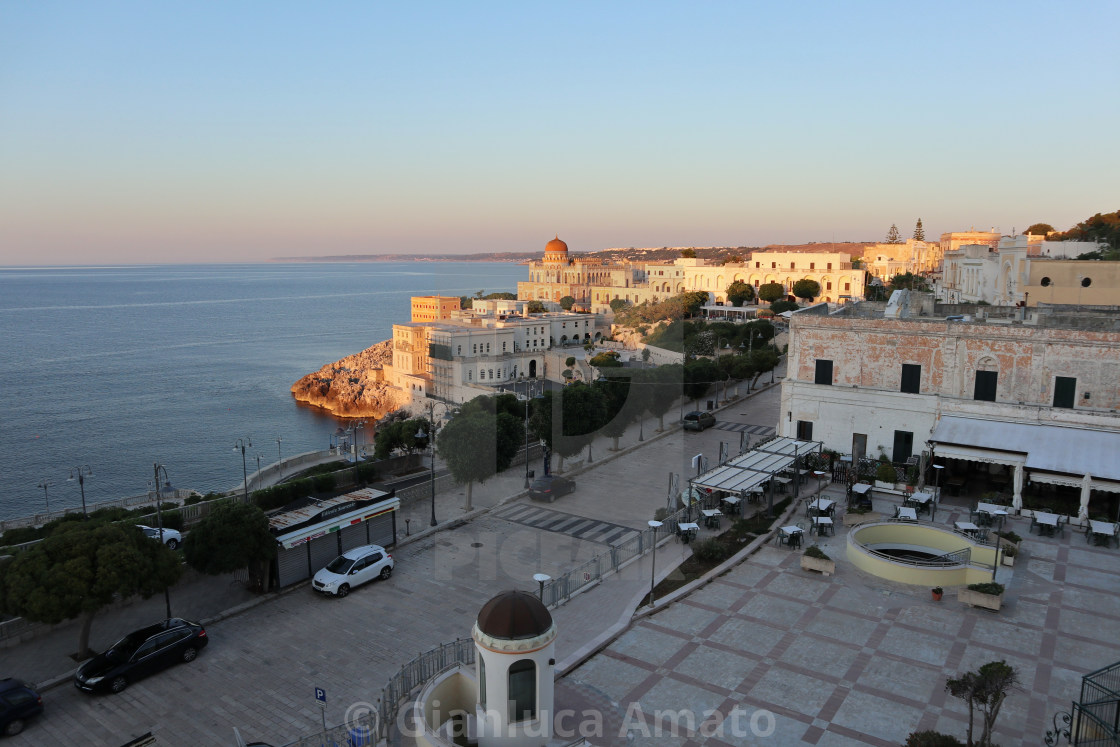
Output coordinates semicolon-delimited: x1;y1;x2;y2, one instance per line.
5;355;1118;746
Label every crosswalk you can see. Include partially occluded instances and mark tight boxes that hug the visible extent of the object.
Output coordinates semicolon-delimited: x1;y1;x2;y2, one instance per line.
493;503;640;546
713;422;774;436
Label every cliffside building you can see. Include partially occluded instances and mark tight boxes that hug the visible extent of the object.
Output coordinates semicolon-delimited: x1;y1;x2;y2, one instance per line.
411;295;461;322
778;293;1120;518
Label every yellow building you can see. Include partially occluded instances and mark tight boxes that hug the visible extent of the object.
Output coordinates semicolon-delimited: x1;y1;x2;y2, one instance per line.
410;295;460;323
1024;260;1120;307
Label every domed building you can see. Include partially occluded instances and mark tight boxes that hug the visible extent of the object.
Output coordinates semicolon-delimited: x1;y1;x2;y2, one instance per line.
518;235;643;306
543;236;569;264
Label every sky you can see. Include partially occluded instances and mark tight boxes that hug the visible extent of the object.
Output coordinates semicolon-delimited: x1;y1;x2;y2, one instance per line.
1;2;1118;265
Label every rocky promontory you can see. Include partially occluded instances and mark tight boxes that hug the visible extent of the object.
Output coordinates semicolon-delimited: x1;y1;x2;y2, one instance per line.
290;340;406;419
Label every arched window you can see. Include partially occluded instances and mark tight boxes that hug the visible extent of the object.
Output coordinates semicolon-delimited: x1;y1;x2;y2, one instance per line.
508;659;536;722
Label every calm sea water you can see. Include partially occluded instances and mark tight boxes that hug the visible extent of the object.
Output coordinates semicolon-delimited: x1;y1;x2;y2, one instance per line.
0;262;525;520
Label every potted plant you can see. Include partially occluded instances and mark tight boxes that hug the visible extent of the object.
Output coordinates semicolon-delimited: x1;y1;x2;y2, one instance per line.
931;586;943;601
875;461;896;489
1000;544;1017;567
995;530;1021;553
800;544;835;576
958;581;1004;611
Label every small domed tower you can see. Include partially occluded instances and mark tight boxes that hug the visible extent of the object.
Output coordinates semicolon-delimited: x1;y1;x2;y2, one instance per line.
543;235;569;264
472;590;556;746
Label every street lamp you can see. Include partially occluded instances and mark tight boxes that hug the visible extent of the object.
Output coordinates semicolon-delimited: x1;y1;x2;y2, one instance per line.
647;520;663;607
521;376;534;488
276;435;283;479
151;463;174;619
68;465;93;518
533;572;551;604
255;454;262;491
37;480;54;520
347;421;366;487
233;437;251;501
420;401;455;526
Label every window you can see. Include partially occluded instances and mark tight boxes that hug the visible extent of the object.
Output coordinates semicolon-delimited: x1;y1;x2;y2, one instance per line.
479;657;486;708
827;281;832;290
827;263;832;270
468;371;472;381
472;344;477;354
508;659;536;722
791;262;796;270
810;262;815;270
814;360;833;385
771;262;776;269
502;342;507;352
974;370;997;402
1054;376;1076;408
1040;277;1051;287
796;420;813;440
844;282;850;291
486;343;491;353
901;364;921;394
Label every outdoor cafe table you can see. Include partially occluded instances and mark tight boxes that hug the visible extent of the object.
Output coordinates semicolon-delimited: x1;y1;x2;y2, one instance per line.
797;468;812;484
851;483;872;495
701;508;723;528
811;516;834;536
779;525;803;548
678;522;699;542
955;521;981;538
721;495;742;515
895;506;918;522
908;491;933;505
807;498;835;515
1087;520;1118;547
772;476;792;493
1032;511;1060;536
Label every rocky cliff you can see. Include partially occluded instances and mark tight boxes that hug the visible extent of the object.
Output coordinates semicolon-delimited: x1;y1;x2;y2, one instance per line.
290;340;406;418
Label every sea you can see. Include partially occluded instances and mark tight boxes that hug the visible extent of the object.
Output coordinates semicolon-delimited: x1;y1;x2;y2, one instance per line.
0;262;526;521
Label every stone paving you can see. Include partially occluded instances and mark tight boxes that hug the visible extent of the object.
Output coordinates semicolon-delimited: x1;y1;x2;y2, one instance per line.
3;378;781;746
561;485;1120;746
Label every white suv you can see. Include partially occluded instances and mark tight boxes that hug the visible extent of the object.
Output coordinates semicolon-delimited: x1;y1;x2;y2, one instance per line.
312;545;394;598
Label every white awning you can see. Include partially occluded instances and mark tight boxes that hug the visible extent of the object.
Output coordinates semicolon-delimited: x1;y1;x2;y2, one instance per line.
930;416;1120;482
692;437;820;494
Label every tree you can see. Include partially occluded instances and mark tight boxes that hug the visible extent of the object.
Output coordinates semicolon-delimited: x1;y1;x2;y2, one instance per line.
183;501;276;590
683;358;718;407
945;660;1019;746
555;382;607;467
913;218;925;241
593;373;633;450
757;282;786;304
889;272;931;292
886;223;902;243
373;417;429;459
559;296;576;311
0;521;182;659
725;280;754;307
608;298;631;314
588;351;622;368
483;292;516;300
437;409;523;511
770;300;799;314
791;279;820;301
1024;222;1053;236
640;348;651;364
459;296;473;309
679;248;696;258
720;254;743;265
645;364;683;431
526;300;546;313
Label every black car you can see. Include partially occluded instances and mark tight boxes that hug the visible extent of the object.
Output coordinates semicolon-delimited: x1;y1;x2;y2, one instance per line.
682;411;716;431
74;618;208;694
528;475;575;502
0;678;43;737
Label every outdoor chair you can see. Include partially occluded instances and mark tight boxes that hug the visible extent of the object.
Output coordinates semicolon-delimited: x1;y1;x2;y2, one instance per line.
788;532;802;549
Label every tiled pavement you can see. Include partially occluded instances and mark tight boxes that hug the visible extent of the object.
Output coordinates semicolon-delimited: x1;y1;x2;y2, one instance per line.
562;487;1120;746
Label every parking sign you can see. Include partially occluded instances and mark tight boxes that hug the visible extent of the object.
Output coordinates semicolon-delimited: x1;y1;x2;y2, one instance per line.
315;687;327;709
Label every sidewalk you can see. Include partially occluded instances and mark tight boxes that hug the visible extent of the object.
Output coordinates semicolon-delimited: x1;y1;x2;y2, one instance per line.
3;366;785;697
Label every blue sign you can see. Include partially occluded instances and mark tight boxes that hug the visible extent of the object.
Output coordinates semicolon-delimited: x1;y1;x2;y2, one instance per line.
315;687;326;708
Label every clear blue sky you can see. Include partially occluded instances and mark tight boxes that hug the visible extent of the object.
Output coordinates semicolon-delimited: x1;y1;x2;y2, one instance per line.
2;1;1117;264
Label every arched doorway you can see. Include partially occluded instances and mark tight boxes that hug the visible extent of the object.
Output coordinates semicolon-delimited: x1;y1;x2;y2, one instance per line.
529;359;537;377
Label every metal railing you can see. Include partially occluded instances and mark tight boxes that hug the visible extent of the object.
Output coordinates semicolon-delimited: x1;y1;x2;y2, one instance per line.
376;638;476;741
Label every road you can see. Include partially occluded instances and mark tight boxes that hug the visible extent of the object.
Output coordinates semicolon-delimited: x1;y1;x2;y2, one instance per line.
11;381;784;747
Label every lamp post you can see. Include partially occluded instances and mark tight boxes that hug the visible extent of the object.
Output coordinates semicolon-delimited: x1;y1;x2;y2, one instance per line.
348;421;366;487
233;437;251;501
647;520;663;607
276;435;283;479
151;463;174;619
37;480;53;520
68;465;93;518
522;376;534;488
533;573;551;604
421;401;455;526
255;454;262;491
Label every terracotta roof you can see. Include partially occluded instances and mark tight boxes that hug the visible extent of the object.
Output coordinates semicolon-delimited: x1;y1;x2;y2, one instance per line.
476;590;553;640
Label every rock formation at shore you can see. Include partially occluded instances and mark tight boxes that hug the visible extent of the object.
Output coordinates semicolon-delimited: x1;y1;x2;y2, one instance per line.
290;340;406;419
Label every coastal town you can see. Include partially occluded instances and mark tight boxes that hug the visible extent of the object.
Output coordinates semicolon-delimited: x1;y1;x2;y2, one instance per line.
4;219;1120;746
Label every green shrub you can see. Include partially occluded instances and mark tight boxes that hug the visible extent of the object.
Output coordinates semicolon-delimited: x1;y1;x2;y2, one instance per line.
89;507;133;522
691;539;732;564
875;462;897;483
183;495;203;506
996;530;1021;544
312;474;336;493
0;527;42;547
967;582;1004;596
653;508;670;522
903;731;964;746
160;510;184;531
803;545;829;560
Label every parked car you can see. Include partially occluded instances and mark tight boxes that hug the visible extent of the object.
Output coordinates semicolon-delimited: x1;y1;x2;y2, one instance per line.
137;524;181;550
74;618;208;694
312;544;394;598
0;678;43;737
682;411;716;431
528;474;575;502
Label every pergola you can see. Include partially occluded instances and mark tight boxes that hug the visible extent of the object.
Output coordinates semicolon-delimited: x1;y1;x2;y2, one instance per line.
690;436;822;515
